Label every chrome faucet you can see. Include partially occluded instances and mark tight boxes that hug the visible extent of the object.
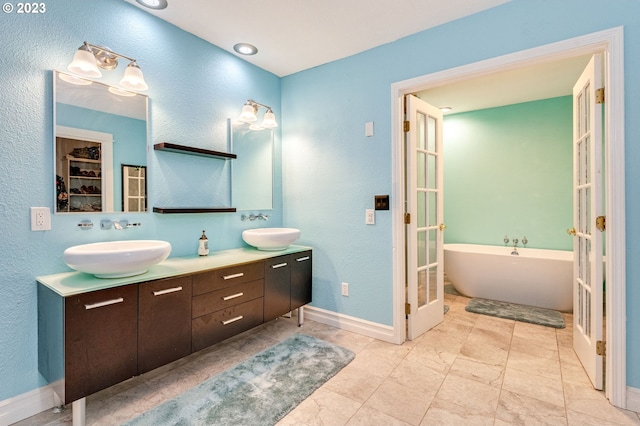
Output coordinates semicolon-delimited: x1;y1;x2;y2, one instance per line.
242;214;269;221
510;238;519;255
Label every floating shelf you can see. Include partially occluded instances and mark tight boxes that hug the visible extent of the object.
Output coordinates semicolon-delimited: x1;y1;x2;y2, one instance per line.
153;207;237;214
153;142;237;160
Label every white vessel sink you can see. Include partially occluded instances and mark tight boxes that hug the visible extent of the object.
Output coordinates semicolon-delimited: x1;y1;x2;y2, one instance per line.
63;240;171;278
242;228;301;251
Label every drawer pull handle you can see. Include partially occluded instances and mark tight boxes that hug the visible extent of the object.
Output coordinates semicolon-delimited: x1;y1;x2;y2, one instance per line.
153;286;183;296
222;292;244;301
84;298;124;310
222;315;244;325
223;272;244;280
271;262;288;269
296;256;310;262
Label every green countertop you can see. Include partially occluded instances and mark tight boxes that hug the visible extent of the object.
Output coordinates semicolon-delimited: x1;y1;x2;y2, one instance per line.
37;245;312;297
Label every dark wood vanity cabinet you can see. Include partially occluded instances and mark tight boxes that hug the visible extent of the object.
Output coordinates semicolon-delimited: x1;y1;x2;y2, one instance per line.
63;285;138;403
264;250;313;321
38;248;312;406
264;256;292;321
291;251;312;310
191;262;265;352
138;276;192;374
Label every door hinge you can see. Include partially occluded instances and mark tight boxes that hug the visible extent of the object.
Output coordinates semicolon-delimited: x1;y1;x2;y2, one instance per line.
404;213;411;224
596;88;605;104
596;215;606;232
405;302;411;315
596;340;606;356
404;120;410;132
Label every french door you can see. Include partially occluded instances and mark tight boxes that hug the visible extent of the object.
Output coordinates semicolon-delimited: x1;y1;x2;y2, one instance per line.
571;54;604;390
405;94;444;340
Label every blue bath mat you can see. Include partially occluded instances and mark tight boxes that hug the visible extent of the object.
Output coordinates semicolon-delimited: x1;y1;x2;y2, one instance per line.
124;334;354;425
466;298;565;329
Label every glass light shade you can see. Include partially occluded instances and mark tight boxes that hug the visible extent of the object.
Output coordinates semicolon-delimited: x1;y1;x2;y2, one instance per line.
239;104;257;122
58;72;93;86
135;0;168;9
120;62;148;91
260;111;278;128
67;48;101;78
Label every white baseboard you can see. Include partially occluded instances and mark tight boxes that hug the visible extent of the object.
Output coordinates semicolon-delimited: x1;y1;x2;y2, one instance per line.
627;386;640;413
304;306;396;343
0;385;58;426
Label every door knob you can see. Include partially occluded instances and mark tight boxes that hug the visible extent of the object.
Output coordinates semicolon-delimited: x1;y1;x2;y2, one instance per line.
439;223;447;231
567;227;577;236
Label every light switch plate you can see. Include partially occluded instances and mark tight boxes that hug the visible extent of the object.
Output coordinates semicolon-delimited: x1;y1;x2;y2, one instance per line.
365;209;375;225
365;121;374;137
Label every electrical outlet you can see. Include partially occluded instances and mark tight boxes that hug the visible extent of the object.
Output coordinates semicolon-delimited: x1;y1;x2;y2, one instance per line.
341;282;349;297
31;207;51;231
365;209;375;225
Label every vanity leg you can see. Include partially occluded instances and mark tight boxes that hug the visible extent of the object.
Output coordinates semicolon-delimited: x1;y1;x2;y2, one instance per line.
72;398;86;426
298;306;304;327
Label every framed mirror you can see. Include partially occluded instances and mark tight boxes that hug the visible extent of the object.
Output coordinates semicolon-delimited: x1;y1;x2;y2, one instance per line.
53;70;148;213
230;120;274;210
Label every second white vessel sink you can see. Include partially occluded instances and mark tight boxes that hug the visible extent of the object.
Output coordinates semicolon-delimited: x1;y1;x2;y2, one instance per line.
242;228;301;251
63;240;171;278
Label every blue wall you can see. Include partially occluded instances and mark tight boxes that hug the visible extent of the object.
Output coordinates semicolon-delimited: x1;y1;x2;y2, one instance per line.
281;0;640;388
0;0;281;400
2;0;640;406
443;96;573;250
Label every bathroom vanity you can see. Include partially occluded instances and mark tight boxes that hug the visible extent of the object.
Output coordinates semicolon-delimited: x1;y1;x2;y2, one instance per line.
37;246;312;407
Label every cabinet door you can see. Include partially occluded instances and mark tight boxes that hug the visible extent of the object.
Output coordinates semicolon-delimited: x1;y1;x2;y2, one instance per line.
264;255;291;322
291;251;312;310
138;276;192;374
64;285;137;403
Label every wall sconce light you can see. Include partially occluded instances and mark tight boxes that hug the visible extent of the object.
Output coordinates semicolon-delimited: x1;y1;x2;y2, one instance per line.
238;99;278;130
67;42;149;91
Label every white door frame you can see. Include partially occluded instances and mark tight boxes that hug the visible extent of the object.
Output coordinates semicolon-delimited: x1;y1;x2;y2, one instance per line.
390;27;626;407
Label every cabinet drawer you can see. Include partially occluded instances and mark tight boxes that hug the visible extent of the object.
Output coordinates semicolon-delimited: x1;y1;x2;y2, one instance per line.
192;261;264;296
192;298;263;352
192;279;263;319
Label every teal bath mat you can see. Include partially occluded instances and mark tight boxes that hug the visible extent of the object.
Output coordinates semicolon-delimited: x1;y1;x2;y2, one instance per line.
466;298;565;329
125;334;354;426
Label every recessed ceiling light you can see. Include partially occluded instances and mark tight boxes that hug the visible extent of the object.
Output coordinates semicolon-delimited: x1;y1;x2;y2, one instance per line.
233;43;258;56
135;0;168;10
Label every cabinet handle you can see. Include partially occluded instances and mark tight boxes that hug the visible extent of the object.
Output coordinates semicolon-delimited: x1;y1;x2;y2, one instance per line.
271;262;288;269
222;292;244;301
221;315;244;325
153;286;183;296
296;256;310;262
84;297;124;310
223;272;244;280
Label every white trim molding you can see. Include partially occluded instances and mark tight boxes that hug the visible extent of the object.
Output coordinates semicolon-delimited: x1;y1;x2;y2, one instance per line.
391;26;626;407
303;306;396;343
0;385;58;426
627;386;640;413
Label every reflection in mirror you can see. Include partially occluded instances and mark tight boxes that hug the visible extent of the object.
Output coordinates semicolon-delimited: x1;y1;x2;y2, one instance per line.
122;164;147;212
231;120;274;210
53;70;148;213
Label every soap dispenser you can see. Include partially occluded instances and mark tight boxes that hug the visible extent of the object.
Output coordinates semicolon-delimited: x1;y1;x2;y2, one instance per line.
198;230;209;256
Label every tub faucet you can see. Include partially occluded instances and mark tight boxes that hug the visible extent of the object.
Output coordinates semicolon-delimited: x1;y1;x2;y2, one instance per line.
512;238;519;248
503;235;510;246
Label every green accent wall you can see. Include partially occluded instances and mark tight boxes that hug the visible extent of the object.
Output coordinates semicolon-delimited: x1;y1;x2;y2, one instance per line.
443;96;573;250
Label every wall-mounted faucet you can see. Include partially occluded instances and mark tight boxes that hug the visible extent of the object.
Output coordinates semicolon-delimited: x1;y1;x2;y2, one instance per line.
100;219;141;230
241;214;269;221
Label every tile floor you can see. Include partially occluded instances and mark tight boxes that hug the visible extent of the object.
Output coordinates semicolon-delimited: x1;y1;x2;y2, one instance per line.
17;291;640;425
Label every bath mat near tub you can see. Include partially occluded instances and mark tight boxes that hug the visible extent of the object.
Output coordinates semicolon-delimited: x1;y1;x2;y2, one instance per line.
465;298;565;328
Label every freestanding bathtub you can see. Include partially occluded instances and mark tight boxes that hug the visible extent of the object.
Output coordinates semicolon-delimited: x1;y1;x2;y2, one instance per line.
444;243;573;312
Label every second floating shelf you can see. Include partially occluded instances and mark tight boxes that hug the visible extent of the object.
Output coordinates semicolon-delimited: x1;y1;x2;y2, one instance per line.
154;142;237;160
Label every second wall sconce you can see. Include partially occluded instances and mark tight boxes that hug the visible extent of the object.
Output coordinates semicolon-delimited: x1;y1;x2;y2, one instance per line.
238;99;278;130
67;42;149;91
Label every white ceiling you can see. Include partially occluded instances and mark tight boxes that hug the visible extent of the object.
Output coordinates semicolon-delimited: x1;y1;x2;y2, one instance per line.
126;0;590;113
126;0;511;77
